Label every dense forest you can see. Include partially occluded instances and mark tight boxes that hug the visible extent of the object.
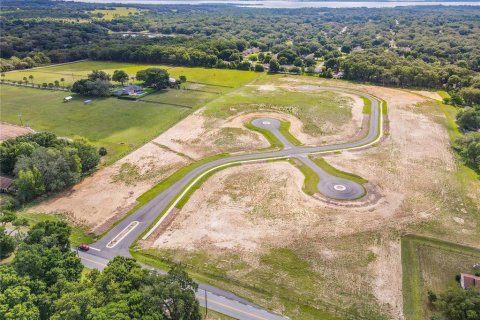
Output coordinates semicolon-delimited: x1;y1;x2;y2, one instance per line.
1;1;479;90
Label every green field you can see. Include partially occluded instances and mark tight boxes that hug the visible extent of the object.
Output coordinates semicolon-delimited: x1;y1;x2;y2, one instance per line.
0;61;261;163
3;60;260;87
89;7;146;20
0;86;193;163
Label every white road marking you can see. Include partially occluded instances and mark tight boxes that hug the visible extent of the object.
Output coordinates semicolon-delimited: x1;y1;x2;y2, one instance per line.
89;246;101;252
107;221;139;248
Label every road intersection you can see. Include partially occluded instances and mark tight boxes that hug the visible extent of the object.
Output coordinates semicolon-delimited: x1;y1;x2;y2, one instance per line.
79;88;383;319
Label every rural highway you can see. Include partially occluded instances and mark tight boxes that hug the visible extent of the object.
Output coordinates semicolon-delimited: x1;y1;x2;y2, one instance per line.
79;88;382;320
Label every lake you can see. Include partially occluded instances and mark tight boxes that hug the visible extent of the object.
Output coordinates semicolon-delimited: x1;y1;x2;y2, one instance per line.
70;0;480;8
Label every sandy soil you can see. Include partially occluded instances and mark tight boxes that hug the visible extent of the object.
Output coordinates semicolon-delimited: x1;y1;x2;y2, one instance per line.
31;142;190;233
147;86;458;318
154;90;363;160
0;122;34;141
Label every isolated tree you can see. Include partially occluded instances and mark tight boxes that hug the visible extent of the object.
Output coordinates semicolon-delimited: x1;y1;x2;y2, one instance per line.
71;79;111;97
179;75;187;83
60;78;65;88
29;74;34;85
112;70;129;85
136;68;169;88
54;80;59;88
23;76;28;85
88;70;111;81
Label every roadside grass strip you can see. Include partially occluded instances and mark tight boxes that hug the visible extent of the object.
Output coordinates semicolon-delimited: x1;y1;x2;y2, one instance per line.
288;159;319;195
98;153;230;239
401;234;480;320
244;122;284;149
311;157;368;184
279;121;303;145
362;96;372;114
381;99;388;115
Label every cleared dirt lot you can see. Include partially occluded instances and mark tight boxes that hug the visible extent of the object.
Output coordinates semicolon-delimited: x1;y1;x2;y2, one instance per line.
145;85;477;319
154;83;364;160
32;142;191;233
0;122;34;141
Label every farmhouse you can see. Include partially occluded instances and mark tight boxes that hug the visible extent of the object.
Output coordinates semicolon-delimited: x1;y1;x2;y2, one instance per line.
460;273;480;289
114;84;144;96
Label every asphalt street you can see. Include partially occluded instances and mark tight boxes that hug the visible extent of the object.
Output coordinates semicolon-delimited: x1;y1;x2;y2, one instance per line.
78;88;382;319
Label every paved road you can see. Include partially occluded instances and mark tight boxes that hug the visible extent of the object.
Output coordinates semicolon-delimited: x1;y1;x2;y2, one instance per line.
79;88;382;319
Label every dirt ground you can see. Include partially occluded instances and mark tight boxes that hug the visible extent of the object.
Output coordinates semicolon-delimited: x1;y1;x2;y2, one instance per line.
146;85;464;319
409;90;442;101
154;90;363;160
0;122;34;141
31;142;191;233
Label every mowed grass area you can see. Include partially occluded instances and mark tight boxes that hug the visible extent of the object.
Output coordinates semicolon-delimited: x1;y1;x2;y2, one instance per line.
203;75;355;137
0;86;192;164
401;235;480;320
3;60;260;87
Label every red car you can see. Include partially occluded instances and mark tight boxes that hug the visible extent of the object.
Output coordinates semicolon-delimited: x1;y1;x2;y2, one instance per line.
78;244;90;251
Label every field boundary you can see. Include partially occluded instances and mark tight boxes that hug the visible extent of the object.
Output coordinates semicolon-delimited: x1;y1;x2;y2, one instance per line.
401;234;480;320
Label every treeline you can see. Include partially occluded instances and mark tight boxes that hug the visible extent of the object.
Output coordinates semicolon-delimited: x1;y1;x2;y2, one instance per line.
0;132;101;203
0;218;201;320
0;52;50;72
340;50;475;89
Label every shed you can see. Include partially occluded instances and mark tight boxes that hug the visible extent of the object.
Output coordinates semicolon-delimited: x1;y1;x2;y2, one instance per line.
460;273;480;289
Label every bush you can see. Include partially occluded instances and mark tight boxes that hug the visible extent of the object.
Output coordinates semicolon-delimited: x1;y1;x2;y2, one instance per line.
99;147;107;156
254;64;264;72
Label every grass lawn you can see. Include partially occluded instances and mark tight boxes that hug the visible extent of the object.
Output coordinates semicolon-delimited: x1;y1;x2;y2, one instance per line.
0;85;195;164
311;156;368;184
401;235;480;320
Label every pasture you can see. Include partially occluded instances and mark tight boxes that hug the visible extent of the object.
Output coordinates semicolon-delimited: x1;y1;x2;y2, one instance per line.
0;86;194;164
3;60;260;87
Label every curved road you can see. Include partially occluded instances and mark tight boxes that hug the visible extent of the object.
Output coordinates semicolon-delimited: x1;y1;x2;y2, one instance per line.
79;88;382;320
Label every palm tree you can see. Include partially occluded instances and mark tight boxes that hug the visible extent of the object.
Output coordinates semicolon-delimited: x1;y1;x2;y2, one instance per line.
60;78;65;88
29;75;34;86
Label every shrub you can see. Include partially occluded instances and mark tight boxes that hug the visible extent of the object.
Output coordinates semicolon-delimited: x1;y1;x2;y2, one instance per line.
99;147;107;156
